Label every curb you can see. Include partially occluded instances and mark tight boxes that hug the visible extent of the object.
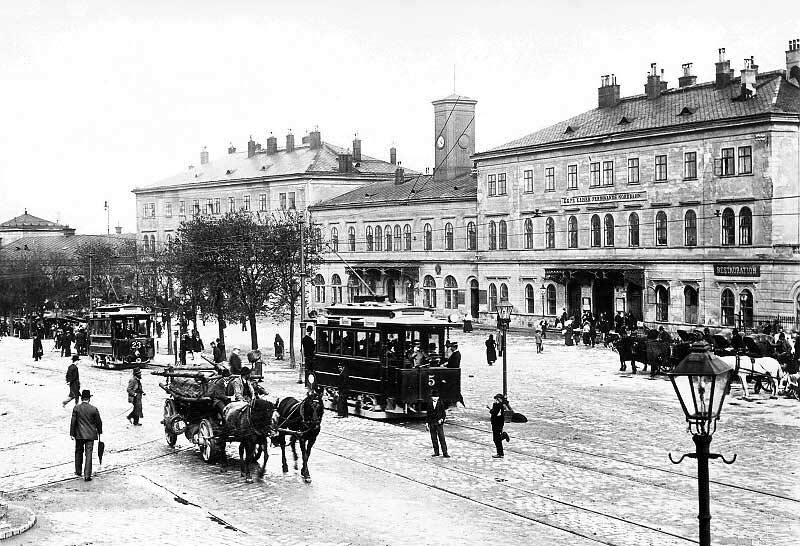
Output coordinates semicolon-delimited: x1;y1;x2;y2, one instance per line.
0;503;36;540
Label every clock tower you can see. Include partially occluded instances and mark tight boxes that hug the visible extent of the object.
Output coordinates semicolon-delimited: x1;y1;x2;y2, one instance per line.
432;93;477;181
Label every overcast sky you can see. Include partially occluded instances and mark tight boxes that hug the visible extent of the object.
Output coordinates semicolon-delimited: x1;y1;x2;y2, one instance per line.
1;0;797;234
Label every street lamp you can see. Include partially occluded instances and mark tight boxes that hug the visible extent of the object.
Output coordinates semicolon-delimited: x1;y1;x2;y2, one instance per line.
495;302;513;401
668;342;737;546
539;285;546;319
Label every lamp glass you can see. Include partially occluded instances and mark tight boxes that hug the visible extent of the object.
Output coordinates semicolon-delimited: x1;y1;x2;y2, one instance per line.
670;370;733;435
496;302;513;321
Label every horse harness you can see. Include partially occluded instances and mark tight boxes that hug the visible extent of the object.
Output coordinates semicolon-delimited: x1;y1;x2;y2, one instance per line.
274;397;321;438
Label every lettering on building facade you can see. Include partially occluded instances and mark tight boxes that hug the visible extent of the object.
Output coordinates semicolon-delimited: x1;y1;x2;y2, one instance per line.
560;191;647;206
713;264;761;277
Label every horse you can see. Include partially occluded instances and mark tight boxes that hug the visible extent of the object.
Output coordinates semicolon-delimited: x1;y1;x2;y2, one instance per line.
271;390;324;483
718;355;783;399
222;398;275;482
613;335;648;374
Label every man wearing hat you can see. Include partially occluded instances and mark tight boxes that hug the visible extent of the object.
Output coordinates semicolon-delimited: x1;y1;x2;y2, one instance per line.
126;368;144;425
425;390;449;458
488;394;511;458
446;342;461;368
70;389;103;481
230;367;266;403
62;355;81;407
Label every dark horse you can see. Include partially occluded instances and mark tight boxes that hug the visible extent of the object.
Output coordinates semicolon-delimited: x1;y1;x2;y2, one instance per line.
222;398;274;482
271;390;324;483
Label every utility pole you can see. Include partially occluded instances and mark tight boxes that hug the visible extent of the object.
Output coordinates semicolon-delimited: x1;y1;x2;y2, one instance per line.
104;201;110;236
298;218;307;383
88;253;94;311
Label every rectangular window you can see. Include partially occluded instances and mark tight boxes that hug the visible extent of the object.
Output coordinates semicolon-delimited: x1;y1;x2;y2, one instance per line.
544;167;555;192
627;158;640;184
590;162;600;187
654;155;667;181
738;146;752;174
523;169;533;192
179;200;185;215
602;161;614;186
205;199;214;215
288;191;296;209
192;200;200;216
487;174;496;196
259;194;267;211
497;173;507;195
684;152;697;179
721;148;735;176
279;193;287;210
243;195;250;211
149;203;156;218
164;203;172;218
214;198;220;214
228;197;235;212
567;164;578;189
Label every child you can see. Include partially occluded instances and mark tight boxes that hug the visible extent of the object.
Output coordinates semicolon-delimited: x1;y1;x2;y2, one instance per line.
534;329;543;353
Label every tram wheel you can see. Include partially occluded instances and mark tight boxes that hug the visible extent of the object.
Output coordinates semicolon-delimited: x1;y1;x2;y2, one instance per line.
163;399;178;447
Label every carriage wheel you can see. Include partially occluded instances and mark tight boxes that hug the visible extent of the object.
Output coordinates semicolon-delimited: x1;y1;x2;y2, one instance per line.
758;376;775;395
163;399;178;447
198;419;221;463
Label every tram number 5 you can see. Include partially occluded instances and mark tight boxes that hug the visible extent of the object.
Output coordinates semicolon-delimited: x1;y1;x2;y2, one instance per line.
427;375;436;387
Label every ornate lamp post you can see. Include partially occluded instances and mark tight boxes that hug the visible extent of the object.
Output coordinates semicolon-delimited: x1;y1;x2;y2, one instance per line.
495;302;513;400
668;342;737;546
539;285;546;320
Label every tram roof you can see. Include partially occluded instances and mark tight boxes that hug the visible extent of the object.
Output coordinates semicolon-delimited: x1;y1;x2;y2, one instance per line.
90;304;153;317
320;303;451;326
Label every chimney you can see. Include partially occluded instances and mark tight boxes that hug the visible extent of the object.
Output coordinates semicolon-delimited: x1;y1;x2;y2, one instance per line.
309;128;321;149
715;48;734;89
678;63;697;88
285;131;295;153
740;57;758;99
394;165;405;185
200;146;209;165
266;133;278;154
247;136;256;158
597;74;620;108
337;152;353;173
644;63;663;99
352;135;362;162
787;39;800;87
115;225;122;235
228;143;236;154
389;147;397;165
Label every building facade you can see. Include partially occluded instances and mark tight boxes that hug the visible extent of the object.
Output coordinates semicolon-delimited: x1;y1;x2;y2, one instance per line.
472;45;800;329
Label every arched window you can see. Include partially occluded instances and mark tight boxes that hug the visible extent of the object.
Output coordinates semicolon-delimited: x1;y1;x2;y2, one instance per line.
348;226;356;251
525;284;535;313
684;286;698;324
374;226;383;251
403;224;411;250
384;225;392;251
488;221;497;250
166;233;172;246
314;274;325;303
604;214;614;247
444;276;458;309
655;285;669;322
150;235;156;254
331;227;339;252
546;284;557;315
721;208;735;246
568;216;578;248
488;283;498;312
347;274;360;302
498;220;508;250
684;210;697;247
545;217;555;249
423;275;437;308
629;212;640;247
590;215;601;247
331;274;342;304
740;289;754;327
500;283;509;303
655;211;668;246
444;223;454;250
143;236;149;253
739;207;752;246
524;218;533;249
467;222;477;250
721;288;735;326
366;226;374;251
393;225;401;251
424;223;432;250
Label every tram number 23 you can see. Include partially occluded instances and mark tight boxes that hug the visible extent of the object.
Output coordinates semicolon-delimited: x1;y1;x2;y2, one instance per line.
131;341;142;349
427;375;436;387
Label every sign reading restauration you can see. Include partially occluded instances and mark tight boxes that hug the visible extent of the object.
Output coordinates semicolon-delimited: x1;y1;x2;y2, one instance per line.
560;191;647;206
714;264;761;277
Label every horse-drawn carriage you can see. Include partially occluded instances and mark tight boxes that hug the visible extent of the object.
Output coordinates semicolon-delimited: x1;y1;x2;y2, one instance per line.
156;368;324;482
614;328;693;376
712;333;787;398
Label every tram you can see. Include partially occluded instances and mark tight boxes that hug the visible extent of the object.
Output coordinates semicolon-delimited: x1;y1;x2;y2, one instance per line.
311;301;461;419
88;304;156;368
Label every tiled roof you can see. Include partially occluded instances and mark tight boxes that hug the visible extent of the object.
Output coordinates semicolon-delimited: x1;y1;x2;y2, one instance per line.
311;172;477;209
0;212;68;229
136;141;411;191
0;233;136;253
485;71;800;154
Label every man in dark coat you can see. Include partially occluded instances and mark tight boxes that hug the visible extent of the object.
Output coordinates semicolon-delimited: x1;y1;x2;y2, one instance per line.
301;326;316;381
488;393;511;458
126;368;144;425
62;355;80;407
425;390;449;457
446;342;461;368
211;341;224;364
228;347;242;375
32;334;43;361
70;389;102;481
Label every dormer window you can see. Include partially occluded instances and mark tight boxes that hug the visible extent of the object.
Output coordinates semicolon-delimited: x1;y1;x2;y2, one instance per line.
564;125;576;134
618;116;633;125
678;106;695;116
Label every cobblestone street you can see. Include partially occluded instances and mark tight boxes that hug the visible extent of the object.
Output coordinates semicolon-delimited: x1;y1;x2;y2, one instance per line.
1;325;798;545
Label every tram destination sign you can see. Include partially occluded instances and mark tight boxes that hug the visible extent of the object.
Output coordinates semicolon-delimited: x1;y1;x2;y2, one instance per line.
713;263;761;277
560;190;647;206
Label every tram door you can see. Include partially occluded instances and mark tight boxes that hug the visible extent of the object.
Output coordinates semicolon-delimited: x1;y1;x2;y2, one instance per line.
470;279;479;319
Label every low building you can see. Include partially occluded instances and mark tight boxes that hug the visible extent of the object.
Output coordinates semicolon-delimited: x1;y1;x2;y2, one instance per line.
0;211;75;247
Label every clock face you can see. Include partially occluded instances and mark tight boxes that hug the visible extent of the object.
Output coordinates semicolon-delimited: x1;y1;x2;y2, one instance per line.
458;134;471;150
436;135;445;150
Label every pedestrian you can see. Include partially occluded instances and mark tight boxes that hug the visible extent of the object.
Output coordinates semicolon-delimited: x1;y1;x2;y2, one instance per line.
274;334;285;360
70;390;102;481
62;355;81;407
32;334;43;361
336;365;349;418
485;334;497;366
211;341;224;364
488;393;511;458
446;341;461;368
463;313;473;333
126;368;144;426
534;328;543;353
229;347;242;375
302;326;316;381
179;332;189;365
192;330;204;355
425;390;449;458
